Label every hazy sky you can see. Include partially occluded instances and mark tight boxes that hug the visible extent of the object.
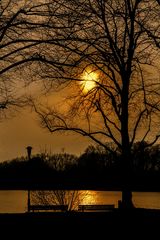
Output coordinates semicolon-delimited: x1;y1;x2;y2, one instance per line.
0;109;91;162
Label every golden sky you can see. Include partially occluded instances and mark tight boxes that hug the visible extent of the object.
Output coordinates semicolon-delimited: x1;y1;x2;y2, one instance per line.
0;108;92;162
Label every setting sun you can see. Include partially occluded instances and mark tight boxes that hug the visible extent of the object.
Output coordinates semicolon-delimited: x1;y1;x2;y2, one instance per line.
81;70;98;92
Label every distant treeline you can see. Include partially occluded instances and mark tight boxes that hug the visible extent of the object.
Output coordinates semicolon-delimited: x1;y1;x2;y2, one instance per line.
0;142;159;190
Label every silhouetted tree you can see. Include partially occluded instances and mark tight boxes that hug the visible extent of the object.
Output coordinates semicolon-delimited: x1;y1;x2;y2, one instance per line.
78;144;118;172
142;144;160;173
0;1;55;118
28;1;160;208
47;153;78;171
31;190;83;211
132;141;149;172
132;142;160;173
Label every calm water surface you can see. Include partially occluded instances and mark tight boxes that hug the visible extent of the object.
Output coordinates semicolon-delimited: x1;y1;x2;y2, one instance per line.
0;190;159;213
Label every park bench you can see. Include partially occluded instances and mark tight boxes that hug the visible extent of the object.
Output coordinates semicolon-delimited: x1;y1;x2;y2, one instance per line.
78;204;115;212
28;204;68;212
28;204;115;212
27;190;68;212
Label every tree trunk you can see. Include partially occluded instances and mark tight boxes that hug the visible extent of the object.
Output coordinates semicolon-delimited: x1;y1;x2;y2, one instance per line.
120;152;135;209
118;149;134;209
121;190;134;209
120;138;135;208
120;76;134;209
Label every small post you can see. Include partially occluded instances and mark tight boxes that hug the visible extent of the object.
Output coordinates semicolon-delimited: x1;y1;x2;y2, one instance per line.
26;146;32;212
28;190;30;212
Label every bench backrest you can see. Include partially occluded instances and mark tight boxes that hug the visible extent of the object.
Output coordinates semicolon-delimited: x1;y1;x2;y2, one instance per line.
78;204;115;211
29;204;68;212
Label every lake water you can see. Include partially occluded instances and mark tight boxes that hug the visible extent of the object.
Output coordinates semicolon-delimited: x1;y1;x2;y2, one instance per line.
0;190;159;213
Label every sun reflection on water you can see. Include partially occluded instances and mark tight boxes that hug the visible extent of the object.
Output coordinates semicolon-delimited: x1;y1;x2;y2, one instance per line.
80;191;98;205
79;191;122;208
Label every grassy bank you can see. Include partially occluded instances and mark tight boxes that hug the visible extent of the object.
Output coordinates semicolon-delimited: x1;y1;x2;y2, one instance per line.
0;209;159;238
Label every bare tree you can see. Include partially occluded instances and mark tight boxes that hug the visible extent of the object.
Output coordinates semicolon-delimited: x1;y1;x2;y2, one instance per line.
28;1;160;208
0;0;56;118
0;1;32;117
31;190;85;211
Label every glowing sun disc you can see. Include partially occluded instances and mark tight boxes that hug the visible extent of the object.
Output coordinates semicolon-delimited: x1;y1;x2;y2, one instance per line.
81;71;98;92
